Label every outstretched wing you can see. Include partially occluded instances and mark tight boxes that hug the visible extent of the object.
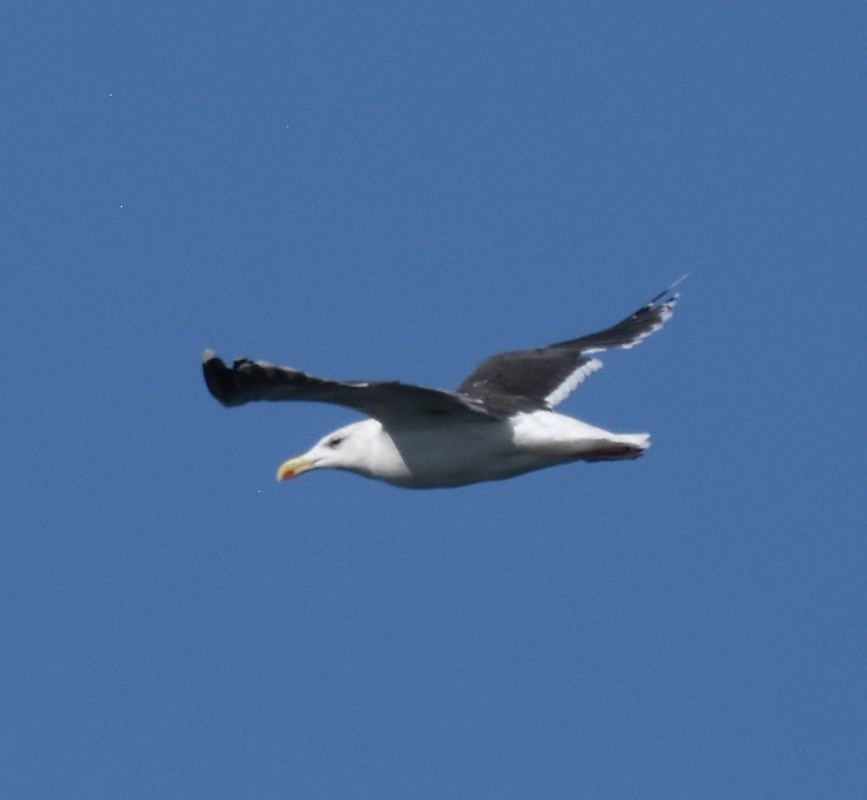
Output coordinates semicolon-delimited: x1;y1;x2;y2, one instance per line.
456;278;683;412
202;351;499;423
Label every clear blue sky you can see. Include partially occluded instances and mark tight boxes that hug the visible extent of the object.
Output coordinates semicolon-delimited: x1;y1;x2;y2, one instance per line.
3;2;866;797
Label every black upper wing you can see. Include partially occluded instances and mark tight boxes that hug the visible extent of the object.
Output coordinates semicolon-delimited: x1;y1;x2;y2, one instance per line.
456;279;682;411
202;351;499;423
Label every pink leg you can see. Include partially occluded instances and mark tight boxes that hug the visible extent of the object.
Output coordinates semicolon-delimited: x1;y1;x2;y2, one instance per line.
579;445;645;462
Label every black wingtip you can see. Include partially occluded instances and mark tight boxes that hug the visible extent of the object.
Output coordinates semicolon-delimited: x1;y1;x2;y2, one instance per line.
647;273;689;307
202;351;235;406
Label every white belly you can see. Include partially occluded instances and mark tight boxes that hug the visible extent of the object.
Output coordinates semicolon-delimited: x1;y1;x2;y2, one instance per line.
367;411;648;488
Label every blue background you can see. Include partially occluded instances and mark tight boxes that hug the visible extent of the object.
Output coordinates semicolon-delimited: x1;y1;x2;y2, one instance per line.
3;2;865;797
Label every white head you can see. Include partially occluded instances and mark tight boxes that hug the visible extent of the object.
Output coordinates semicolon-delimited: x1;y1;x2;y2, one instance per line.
276;418;392;482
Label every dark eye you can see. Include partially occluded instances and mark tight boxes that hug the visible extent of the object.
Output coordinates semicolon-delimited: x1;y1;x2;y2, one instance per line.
327;436;344;449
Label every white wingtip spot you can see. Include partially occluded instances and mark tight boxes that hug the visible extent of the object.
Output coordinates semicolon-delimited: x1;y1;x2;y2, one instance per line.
619;293;679;350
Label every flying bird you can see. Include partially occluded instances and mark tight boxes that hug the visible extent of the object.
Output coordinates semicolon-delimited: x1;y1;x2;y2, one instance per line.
203;280;683;488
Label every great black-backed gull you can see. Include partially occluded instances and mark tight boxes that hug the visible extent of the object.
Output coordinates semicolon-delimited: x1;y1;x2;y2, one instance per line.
203;279;683;488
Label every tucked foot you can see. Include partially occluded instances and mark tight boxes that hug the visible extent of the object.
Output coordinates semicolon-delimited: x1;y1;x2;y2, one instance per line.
579;445;646;462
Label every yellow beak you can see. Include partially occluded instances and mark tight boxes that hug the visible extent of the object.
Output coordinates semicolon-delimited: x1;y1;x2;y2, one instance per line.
276;456;317;481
